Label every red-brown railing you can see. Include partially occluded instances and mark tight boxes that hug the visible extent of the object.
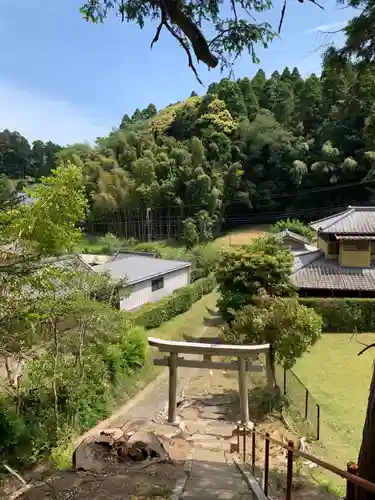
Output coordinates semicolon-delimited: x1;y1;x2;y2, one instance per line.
236;423;375;500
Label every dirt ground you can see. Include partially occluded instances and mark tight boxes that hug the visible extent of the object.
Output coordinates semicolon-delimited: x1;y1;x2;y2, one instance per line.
219;225;269;246
16;465;183;500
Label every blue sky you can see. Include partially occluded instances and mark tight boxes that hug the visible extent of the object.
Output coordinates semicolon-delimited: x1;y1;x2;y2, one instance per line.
0;0;355;145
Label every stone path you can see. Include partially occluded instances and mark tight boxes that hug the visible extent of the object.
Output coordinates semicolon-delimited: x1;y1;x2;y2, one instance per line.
168;380;254;499
183;449;251;500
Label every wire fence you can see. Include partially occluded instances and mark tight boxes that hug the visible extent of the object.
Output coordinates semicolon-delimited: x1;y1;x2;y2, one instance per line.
275;365;320;441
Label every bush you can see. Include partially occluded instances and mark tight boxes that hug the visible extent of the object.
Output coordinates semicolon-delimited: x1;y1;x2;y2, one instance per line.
103;326;148;382
0;324;148;469
97;233;122;253
216;235;295;322
133;273;217;329
270;218;314;241
299;297;375;332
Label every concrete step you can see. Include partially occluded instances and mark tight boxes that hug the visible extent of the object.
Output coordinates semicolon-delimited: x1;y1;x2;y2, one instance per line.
181;449;253;500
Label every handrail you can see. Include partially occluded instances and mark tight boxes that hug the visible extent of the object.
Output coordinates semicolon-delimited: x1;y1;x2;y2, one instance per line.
237;423;375;496
148;337;270;356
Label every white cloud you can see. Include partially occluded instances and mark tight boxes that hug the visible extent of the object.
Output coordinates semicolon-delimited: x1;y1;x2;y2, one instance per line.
307;21;347;34
0;79;110;145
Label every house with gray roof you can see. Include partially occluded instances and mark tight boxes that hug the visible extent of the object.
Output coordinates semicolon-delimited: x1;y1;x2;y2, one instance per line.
291;206;375;297
93;254;191;310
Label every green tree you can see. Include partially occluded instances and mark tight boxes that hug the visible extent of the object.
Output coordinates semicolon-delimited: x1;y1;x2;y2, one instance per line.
0;162;87;256
181;218;199;248
119;114;131;129
216;234;295;321
252;69;267;98
0;174;14;209
239;77;259;120
80;0;276;74
223;297;322;387
270;218;313;240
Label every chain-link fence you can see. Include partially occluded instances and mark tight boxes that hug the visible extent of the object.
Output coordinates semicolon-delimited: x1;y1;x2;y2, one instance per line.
275;365;320;440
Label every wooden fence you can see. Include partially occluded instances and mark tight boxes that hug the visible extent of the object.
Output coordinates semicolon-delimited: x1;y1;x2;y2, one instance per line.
236;423;375;500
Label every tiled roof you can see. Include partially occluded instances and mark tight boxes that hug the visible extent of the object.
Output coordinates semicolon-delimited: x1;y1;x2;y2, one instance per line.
292;249;323;273
94;256;191;285
278;229;310;245
310;206;375;234
335;235;375;240
291;253;375;291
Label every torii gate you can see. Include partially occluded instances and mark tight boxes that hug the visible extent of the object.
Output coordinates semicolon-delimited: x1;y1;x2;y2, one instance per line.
148;337;271;425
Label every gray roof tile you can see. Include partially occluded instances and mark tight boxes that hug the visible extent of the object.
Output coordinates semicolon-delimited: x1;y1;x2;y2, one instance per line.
278;229;310;244
310;206;375;234
94;256;191;285
291;255;375;290
292;249;323;273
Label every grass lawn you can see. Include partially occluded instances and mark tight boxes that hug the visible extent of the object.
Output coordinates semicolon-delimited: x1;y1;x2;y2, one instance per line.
148;290;219;342
293;332;375;491
75;224;269;254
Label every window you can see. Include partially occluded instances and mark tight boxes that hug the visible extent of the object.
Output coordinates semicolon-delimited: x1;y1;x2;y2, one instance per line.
151;277;164;292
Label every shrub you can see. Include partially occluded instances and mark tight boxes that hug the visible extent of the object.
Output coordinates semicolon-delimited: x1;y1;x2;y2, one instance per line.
299;297;375;332
223;297;322;383
270;218;314;241
181;218;199;248
133;273;216;329
0;324;148;469
97;233;122;253
216;235;295;322
0;397;30;467
103;326;148;382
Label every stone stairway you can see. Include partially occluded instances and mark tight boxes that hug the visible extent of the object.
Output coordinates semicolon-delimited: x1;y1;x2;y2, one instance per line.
181;447;253;500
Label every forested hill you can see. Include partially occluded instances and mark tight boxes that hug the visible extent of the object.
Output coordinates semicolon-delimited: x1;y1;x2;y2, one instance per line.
2;61;375;241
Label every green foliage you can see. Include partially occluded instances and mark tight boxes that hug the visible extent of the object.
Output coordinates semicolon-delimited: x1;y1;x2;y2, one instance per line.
133;274;216;329
0;162;87;256
79;0;275;73
299;297;375;333
182;218;199;248
97;233;122;253
0;313;148;468
216;235;295;321
223;297;323;369
104;326;148;381
270;218;314;241
0;174;15;209
4;60;375;239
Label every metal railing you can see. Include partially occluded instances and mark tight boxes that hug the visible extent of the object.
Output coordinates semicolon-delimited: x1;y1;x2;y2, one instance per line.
236;423;375;500
276;365;320;440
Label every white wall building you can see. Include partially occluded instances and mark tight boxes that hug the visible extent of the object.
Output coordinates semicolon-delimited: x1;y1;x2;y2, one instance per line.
93;255;191;311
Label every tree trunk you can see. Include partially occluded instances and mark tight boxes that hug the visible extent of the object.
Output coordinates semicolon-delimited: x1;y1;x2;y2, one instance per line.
266;346;277;390
357;359;375;500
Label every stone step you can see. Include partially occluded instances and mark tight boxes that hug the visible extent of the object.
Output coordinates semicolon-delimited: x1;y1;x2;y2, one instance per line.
187;434;233;453
182;449;253;499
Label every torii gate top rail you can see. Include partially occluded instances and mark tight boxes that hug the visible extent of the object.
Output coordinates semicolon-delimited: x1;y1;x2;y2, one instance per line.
148;337;271;424
148;337;270;356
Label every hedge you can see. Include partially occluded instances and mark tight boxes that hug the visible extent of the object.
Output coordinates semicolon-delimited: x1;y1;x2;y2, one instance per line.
299;297;375;332
132;273;217;329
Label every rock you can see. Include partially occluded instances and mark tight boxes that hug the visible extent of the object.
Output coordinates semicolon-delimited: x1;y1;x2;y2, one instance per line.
201;395;233;407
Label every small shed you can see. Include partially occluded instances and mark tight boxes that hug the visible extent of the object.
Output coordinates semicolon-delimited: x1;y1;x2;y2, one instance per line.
277;229;311;251
93;255;191;310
